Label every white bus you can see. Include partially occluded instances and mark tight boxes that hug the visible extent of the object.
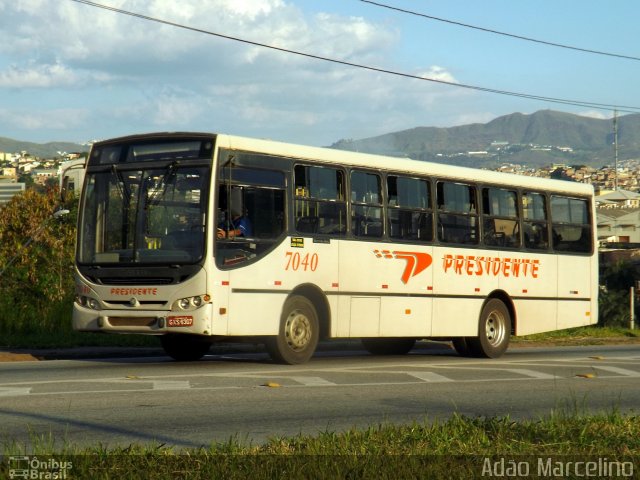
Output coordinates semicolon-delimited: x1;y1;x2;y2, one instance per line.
72;132;597;363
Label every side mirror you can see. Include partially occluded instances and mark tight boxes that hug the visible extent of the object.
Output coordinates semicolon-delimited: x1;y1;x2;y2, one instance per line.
61;176;70;203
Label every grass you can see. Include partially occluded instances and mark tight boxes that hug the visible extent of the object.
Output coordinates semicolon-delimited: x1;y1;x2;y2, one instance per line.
1;412;639;479
514;326;640;346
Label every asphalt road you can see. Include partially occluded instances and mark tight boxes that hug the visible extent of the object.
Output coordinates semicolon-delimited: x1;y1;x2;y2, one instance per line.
1;343;639;451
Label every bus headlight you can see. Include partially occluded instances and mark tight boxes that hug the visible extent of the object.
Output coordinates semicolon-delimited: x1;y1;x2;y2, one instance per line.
173;295;210;311
76;295;101;310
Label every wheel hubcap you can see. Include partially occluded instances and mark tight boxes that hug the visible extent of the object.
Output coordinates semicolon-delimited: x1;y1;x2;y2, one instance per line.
485;310;506;347
284;310;311;351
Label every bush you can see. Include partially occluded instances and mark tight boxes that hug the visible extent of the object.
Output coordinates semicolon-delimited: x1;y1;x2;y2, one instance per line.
0;187;77;337
598;259;638;328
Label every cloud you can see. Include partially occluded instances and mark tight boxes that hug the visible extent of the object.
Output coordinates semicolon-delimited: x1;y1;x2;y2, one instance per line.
0;107;89;131
0;0;474;144
578;110;613;120
418;65;458;84
0;62;111;88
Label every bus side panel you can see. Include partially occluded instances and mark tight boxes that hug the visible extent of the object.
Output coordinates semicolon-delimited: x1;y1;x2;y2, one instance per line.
501;253;557;336
338;241;433;338
225;238;338;336
431;246;494;337
557;254;596;330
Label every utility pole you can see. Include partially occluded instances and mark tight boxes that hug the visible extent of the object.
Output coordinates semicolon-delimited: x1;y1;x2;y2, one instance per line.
614;109;619;190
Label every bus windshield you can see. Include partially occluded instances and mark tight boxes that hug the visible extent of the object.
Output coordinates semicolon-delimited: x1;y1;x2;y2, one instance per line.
78;165;210;265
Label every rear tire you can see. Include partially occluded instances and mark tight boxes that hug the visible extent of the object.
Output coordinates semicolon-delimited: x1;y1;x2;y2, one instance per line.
467;298;511;358
266;295;319;365
361;338;416;355
160;334;211;361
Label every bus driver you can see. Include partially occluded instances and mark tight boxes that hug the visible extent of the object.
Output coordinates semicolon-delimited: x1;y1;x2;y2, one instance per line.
217;206;253;239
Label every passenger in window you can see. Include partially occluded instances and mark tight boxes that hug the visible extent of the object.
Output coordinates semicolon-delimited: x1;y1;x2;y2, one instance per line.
217;206;253;239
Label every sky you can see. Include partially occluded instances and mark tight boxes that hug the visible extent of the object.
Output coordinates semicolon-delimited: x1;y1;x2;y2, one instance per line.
0;0;638;147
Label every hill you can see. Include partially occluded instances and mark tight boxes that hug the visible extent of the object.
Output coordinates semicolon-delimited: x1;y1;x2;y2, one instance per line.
331;110;640;168
0;137;86;159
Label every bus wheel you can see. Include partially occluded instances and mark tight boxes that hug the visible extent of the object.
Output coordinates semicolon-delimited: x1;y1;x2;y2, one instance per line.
266;295;319;365
160;334;211;361
467;298;511;358
361;338;416;355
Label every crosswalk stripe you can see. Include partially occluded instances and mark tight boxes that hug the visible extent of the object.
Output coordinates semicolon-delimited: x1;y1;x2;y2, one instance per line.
504;369;555;379
594;366;640;377
0;387;31;397
407;372;454;383
289;376;336;386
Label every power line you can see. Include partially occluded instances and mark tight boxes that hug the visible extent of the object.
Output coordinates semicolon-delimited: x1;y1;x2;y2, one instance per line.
69;0;640;114
361;0;640;62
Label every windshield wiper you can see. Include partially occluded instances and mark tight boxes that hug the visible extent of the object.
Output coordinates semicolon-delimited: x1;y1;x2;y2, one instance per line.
110;164;130;199
147;161;177;207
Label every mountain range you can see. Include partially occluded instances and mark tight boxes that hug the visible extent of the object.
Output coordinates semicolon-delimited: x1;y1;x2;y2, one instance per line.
0;137;86;159
331;110;640;168
1;110;639;168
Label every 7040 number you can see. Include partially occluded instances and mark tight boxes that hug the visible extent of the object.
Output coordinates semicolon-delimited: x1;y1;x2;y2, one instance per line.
285;251;319;271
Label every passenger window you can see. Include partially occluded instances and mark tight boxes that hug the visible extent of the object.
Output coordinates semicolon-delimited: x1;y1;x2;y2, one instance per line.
387;175;432;241
551;196;592;253
294;165;346;236
351;171;383;238
482;187;520;248
436;181;478;245
522;192;549;250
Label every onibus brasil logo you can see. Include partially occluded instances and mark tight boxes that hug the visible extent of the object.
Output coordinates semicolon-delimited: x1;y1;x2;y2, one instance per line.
374;250;433;284
8;456;73;479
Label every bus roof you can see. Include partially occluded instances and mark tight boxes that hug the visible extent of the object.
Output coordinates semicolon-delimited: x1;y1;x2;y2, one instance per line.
218;133;594;197
92;132;593;197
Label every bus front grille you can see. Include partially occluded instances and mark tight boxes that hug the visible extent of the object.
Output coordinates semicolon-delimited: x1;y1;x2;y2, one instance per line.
107;317;158;327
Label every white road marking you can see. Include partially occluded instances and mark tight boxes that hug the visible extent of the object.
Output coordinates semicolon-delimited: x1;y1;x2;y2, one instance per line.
594;366;640;377
0;387;31;397
289;376;336;386
152;380;191;390
503;369;556;379
407;372;454;383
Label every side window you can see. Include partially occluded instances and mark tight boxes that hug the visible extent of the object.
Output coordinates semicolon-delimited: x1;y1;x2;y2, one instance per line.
351;170;383;238
482;187;520;248
215;160;287;268
387;175;432;241
294;164;346;236
551;196;592;253
436;181;478;245
522;192;549;250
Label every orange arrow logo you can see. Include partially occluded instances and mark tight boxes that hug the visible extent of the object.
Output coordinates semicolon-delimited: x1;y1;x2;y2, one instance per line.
374;250;433;284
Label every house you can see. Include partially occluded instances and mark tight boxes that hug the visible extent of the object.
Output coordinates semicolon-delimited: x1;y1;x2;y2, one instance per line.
596;189;640;209
597;208;640;243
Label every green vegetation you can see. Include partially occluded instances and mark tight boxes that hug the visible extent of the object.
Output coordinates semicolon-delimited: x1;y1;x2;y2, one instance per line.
2;412;638;479
0;187;77;345
515;326;640;346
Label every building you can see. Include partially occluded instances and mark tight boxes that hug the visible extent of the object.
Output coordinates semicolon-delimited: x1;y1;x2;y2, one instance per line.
0;182;25;205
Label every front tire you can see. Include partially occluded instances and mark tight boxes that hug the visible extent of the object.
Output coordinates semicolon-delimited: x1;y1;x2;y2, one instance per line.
160;334;211;361
266;295;319;365
467;298;511;358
